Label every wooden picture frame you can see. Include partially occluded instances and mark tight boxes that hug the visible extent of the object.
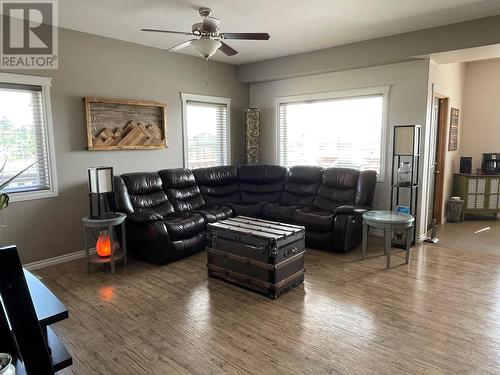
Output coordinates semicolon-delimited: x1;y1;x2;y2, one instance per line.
448;107;459;151
83;97;167;151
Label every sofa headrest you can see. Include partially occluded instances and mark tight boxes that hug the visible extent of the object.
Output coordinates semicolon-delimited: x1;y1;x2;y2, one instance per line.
288;166;324;184
238;164;288;184
322;168;360;190
120;172;163;195
158;168;196;188
193;166;238;186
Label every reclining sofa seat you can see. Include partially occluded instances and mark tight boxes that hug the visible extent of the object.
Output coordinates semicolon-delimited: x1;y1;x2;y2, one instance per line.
226;164;288;217
114;172;205;264
291;168;377;251
261;166;324;221
158;168;233;224
192;166;239;220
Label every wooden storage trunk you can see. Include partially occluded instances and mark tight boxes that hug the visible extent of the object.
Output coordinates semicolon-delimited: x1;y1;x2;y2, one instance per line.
206;216;306;299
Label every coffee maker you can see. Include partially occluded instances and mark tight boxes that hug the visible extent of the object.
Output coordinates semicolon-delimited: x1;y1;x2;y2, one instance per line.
481;153;500;174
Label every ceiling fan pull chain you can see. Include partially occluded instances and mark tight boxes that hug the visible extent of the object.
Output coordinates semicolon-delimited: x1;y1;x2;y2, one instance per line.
205;58;210;87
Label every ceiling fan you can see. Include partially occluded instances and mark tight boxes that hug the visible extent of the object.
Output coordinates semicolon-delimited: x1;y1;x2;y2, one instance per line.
141;7;270;60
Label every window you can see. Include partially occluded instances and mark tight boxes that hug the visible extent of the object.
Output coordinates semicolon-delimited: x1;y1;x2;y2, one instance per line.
276;86;388;180
181;93;231;169
0;73;57;201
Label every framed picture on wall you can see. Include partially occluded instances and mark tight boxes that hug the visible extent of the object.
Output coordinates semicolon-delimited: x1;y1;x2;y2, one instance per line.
448;107;459;151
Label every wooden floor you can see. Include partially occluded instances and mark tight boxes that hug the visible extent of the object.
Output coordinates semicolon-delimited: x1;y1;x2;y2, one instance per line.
35;237;500;375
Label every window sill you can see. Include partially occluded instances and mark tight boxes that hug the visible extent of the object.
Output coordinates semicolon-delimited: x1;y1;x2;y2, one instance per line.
5;189;58;203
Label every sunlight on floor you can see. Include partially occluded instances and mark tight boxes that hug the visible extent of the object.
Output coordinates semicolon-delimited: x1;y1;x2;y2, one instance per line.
435;218;500;255
474;227;491;234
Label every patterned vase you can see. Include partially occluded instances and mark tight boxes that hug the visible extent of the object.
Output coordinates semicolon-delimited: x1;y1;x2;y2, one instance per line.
245;108;260;164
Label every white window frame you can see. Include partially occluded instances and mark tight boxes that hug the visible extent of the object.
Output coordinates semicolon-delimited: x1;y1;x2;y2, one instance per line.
274;85;390;182
0;72;58;202
180;93;232;168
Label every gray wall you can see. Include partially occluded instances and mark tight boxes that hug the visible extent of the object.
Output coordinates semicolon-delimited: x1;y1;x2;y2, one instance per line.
0;28;249;264
249;60;431;239
462;58;500;170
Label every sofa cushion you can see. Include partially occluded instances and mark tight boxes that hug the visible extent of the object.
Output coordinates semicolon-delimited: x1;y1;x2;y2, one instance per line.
292;207;334;232
280;166;324;206
261;203;300;222
194;205;234;224
118;173;174;217
159;168;205;212
226;202;264;218
193;166;240;205
313;168;359;211
238;164;287;203
162;212;205;241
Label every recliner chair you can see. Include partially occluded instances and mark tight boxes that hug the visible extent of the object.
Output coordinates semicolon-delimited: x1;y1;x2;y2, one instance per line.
159;168;234;224
291;168;376;251
261;165;324;222
114;172;206;264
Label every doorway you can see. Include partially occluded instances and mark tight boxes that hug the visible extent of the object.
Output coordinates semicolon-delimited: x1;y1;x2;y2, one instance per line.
427;94;449;230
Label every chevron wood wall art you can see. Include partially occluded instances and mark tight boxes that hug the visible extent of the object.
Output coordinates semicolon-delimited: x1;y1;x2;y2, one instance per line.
83;97;167;150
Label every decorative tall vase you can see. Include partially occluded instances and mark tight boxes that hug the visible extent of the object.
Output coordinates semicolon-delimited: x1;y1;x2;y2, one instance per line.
244;108;260;164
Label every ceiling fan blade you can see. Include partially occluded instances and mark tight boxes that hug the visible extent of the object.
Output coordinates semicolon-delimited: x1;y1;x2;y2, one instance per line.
141;28;192;36
221;33;270;40
218;41;238;56
202;16;221;33
167;39;195;52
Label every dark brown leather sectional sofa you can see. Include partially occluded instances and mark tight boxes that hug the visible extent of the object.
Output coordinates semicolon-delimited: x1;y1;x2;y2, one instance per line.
114;164;377;264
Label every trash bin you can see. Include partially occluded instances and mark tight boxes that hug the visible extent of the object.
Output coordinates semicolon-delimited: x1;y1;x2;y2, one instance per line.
448;198;464;222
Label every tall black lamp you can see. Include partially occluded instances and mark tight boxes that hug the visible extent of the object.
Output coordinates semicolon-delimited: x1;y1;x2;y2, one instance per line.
87;166;115;219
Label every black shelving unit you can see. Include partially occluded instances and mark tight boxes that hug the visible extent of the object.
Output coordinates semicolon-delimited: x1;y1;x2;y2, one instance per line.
390;125;421;245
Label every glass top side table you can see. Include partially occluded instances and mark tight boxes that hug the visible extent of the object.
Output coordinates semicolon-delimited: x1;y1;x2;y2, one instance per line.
362;210;414;268
82;213;127;274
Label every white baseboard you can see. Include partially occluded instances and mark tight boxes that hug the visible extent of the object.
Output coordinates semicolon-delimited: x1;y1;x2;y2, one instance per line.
416;233;427;243
24;249;95;271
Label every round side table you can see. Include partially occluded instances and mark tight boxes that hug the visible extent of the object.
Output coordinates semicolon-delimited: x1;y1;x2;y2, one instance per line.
362;210;414;268
82;213;127;274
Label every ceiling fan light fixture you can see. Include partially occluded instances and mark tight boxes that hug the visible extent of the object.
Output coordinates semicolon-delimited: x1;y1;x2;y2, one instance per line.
191;38;222;59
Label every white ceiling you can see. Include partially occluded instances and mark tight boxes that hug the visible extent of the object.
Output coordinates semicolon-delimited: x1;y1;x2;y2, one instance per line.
59;0;500;65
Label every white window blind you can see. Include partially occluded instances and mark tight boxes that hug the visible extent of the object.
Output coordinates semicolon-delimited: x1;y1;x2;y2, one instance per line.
278;94;384;176
0;83;51;193
185;100;229;169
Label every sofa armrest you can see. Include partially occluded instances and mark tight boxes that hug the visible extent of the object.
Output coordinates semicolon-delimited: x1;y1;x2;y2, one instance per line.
126;212;164;223
334;205;370;216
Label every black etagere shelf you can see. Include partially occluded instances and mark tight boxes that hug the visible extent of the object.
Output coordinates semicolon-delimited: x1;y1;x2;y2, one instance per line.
390;125;421;245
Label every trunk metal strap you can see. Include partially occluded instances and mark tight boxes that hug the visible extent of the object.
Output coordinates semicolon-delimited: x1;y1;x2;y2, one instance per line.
207;263;304;290
207;247;304;270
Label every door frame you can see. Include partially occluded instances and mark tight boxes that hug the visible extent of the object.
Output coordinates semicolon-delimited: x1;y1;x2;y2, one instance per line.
432;93;449;224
